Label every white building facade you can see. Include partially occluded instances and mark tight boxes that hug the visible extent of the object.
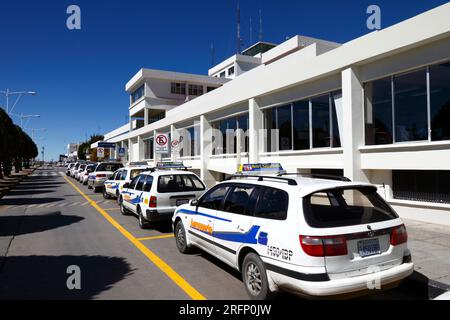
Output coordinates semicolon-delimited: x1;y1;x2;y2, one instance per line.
94;4;450;225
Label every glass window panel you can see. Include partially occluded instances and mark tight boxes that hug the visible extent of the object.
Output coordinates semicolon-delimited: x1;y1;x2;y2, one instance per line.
430;62;450;141
364;77;393;145
394;69;428;142
293;100;309;150
237;114;249;152
277;105;292;151
264;108;276;152
311;94;331;148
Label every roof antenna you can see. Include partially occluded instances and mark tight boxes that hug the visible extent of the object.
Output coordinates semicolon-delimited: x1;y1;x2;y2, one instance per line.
250;16;253;45
259;8;263;42
236;0;241;54
210;42;215;67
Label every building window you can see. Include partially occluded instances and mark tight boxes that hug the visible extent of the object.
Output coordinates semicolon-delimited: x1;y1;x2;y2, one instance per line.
188;84;203;96
219;71;226;78
293;100;310;150
207;86;217;92
148;110;165;124
228;66;235;76
264;91;342;152
171;82;186;95
394;69;428;142
430;62;450;141
212;114;249;155
364;77;393;145
131;85;145;103
143;138;154;160
311;94;331;148
364;61;450;145
393;170;450;204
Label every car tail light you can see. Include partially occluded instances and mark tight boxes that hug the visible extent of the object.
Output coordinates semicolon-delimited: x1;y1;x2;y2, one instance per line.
149;196;157;208
96;174;106;178
390;225;407;246
300;235;348;257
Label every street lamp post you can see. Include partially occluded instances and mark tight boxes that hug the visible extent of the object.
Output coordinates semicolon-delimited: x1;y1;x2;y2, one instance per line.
0;89;37;115
10;113;40;128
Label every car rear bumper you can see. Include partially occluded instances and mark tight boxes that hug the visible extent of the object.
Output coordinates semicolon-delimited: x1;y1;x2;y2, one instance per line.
145;209;174;222
90;179;106;188
269;262;414;297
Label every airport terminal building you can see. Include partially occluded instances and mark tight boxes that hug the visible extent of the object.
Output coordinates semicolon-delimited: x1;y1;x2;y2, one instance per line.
93;4;450;225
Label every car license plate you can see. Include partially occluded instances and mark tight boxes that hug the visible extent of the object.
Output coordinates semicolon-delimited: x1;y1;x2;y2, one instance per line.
176;199;189;206
357;238;381;257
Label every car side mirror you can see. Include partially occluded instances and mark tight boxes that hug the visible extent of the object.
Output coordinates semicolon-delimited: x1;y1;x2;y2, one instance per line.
123;183;130;189
190;199;198;207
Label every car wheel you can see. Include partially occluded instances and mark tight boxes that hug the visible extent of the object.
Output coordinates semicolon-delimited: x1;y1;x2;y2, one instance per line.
175;221;192;254
138;207;151;229
242;253;273;300
119;197;129;216
87;184;92;189
103;188;110;199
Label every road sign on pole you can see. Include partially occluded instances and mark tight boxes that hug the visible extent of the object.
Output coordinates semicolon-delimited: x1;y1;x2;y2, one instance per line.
97;147;105;158
155;133;169;154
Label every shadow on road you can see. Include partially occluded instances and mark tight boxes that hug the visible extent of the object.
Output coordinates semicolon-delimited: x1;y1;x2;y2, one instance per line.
0;197;63;206
6;189;55;196
0;255;134;299
0;212;84;237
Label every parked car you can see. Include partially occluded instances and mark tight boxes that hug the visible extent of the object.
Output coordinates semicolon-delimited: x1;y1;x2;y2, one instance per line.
87;162;124;192
74;164;87;181
119;170;206;229
66;163;75;176
80;163;97;185
103;165;153;200
172;165;414;300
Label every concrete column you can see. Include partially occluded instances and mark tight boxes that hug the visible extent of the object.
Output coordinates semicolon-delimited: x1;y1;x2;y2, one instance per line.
127;139;132;163
138;136;145;161
200;115;216;188
341;67;369;182
249;98;264;163
144;108;149;126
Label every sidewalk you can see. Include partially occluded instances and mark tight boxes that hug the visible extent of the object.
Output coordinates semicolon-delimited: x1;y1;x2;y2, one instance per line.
403;218;450;291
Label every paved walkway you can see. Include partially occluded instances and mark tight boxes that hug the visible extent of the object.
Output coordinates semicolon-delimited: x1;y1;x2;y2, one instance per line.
403;218;450;291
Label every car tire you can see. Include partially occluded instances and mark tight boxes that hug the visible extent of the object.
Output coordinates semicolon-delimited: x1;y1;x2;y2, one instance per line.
138;207;151;229
175;221;192;254
87;184;92;189
119;197;130;216
103;188;110;199
242;253;273;300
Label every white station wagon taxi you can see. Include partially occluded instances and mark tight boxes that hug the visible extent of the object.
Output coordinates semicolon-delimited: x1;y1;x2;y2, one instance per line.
119;163;206;229
172;163;414;300
103;164;153;200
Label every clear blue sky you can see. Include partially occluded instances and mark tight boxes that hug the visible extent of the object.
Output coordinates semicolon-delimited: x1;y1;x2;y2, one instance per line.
0;0;447;161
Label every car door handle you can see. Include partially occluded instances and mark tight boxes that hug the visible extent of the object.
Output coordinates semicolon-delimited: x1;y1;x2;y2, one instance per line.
237;226;245;232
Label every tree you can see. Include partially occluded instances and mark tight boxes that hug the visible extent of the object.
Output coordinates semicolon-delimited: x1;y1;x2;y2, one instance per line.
77;134;104;161
0;108;38;177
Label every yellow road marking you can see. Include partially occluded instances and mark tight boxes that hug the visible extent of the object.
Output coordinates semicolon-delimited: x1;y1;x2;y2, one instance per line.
137;234;174;241
62;175;206;300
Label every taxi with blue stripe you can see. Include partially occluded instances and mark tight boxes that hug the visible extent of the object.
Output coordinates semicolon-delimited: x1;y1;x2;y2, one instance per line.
172;163;414;300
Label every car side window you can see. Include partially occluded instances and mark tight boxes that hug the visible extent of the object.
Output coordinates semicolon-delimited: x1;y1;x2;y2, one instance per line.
143;175;153;192
135;175;145;191
254;187;289;220
119;170;126;180
198;185;231;211
110;172;118;181
128;176;140;190
223;185;258;216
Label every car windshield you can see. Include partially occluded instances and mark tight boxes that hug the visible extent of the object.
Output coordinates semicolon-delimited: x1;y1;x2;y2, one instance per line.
157;174;205;193
130;169;149;179
96;163;123;172
303;186;398;228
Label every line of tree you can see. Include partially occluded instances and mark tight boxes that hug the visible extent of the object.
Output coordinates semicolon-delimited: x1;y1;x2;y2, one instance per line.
77;134;104;162
0;107;38;179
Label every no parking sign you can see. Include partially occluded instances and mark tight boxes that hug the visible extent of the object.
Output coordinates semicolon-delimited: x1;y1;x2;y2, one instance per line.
155;133;169;154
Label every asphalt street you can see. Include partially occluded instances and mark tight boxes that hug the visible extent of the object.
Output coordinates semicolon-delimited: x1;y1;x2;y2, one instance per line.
0;167;432;300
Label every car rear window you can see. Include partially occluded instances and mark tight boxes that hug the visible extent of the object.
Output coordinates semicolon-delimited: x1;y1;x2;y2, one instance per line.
130;169;148;179
303;186;399;228
157;174;205;193
96;163;123;172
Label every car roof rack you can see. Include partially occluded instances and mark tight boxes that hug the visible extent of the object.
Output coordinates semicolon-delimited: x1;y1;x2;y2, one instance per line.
226;174;298;186
277;173;351;182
